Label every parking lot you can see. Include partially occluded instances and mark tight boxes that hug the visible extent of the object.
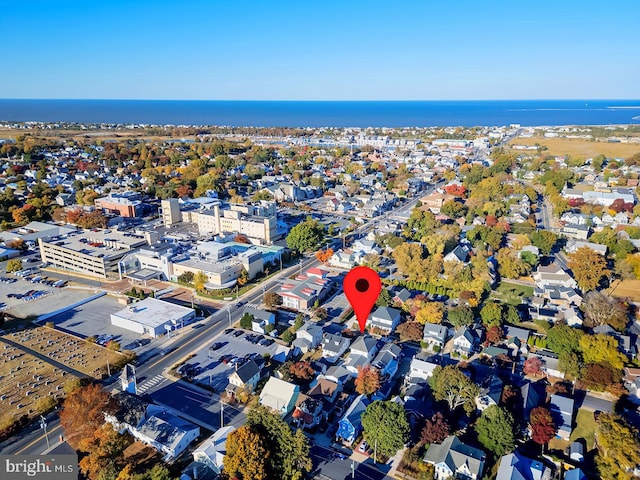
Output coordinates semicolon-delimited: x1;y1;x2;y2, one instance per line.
46;295;141;349
178;328;292;393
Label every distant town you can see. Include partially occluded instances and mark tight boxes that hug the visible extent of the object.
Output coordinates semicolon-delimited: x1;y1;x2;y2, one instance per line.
1;121;640;480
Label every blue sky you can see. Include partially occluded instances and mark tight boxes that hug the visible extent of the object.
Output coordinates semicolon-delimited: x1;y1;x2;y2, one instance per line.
1;0;638;100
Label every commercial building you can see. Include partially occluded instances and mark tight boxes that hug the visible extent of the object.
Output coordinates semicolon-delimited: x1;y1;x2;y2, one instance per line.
39;229;149;278
279;268;331;311
95;191;143;218
110;297;195;338
161;198;182;227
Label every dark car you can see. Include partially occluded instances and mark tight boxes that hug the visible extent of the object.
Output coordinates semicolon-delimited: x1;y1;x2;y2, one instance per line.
224;328;234;335
233;330;244;337
263;339;275;346
209;342;223;351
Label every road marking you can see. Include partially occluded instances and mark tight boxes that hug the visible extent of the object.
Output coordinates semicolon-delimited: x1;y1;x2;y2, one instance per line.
136;374;166;393
16;424;62;454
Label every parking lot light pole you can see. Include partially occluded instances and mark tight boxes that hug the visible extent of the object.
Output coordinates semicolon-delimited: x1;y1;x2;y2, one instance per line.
40;416;50;450
351;460;355;479
227;307;232;326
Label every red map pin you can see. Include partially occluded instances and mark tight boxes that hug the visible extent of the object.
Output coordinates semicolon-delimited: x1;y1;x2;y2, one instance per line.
343;266;382;334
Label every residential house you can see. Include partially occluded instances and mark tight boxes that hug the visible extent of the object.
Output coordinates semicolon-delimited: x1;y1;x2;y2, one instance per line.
186;426;236;477
565;240;607;256
371;343;402;380
565;469;587;480
496;451;552;480
226;359;261;395
550;394;575;440
307;378;341;410
259;377;300;417
323;365;352;386
321;333;351;363
368;306;402;334
520;380;547;423
292;322;323;353
423;324;449;351
345;335;379;376
279;268;331;311
243;306;276;334
532;264;578;290
453;326;481;357
329;249;361;269
393;288;412;305
406;356;439;386
475;375;504;412
134;410;200;462
561;224;590;240
292;395;325;430
336;394;370;444
444;242;473;263
423;435;486;480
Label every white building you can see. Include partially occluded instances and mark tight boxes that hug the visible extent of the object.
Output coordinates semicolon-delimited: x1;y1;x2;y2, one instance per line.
110;298;195;338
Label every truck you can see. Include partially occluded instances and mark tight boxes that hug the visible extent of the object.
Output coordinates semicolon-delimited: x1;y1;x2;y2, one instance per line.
53;280;66;288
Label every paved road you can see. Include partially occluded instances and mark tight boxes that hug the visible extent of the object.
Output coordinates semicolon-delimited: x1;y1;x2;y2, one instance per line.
311;444;392;480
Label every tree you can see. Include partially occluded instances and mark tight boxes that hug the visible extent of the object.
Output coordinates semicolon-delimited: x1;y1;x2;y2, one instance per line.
246;405;312;480
447;305;474;327
315;248;334;263
594;413;640;480
579;334;627;371
240;312;254;330
529;406;556;445
496;248;530;279
480;301;503;327
224;425;270;480
237;268;249;286
568;246;610;292
583;291;629;331
376;288;393;307
415;302;444;325
289;361;314;381
429;366;480;414
420;412;450;445
355;365;381;396
264;292;282;309
177;271;194;284
546;324;584;356
475;405;516;457
59;384;116;451
397;321;424;342
530;230;557;255
281;329;294;344
286;218;324;252
361;400;410;458
486;325;503;345
5;259;22;273
234;233;250;244
193;270;208;292
523;357;544;377
78;423;130;480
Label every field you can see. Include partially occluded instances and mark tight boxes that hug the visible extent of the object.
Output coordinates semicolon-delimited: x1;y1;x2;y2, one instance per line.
0;326;126;428
508;136;640;158
606;279;640;303
570;408;597;450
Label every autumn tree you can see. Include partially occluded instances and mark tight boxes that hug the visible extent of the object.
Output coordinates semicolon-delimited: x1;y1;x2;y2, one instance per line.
193;270;208;292
583;291;629;331
264;292;282;309
529;406;556;445
59;384;116;451
289;361;315;381
355;365;381;396
361;400;410;458
429;365;480;414
420;412;450;445
523;357;544;377
415;302;444;325
78;424;131;480
475;405;516;457
224;425;270;480
579;334;627;372
568;246;610;292
315;247;334;263
485;325;503;345
5;259;22;273
397;321;424;342
237;268;249;286
594;413;640;480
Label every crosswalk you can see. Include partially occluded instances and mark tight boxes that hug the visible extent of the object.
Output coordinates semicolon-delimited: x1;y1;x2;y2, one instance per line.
136;374;166;394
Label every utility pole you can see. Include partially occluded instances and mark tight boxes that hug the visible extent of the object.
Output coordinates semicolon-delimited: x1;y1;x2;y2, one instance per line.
40;416;50;450
280;254;283;271
227;307;232;326
106;358;111;377
374;438;377;464
351;460;355;479
220;399;224;428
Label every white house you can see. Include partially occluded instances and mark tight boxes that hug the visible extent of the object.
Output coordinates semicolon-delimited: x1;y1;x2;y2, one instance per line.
189;426;236;476
292;322;323;353
321;333;351;363
368;306;402;334
532;264;578;290
259;377;300;417
134;411;200;462
406;357;439;385
424;435;486;480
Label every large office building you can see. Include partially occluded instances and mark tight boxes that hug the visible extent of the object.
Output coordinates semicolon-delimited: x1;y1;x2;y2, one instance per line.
110;298;196;338
95;191;143;218
38;229;149;278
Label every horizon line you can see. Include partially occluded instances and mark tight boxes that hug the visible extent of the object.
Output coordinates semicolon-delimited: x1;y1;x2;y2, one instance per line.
2;97;640;102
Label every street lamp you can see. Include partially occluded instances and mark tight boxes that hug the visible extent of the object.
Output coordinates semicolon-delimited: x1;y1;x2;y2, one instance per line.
40;415;50;450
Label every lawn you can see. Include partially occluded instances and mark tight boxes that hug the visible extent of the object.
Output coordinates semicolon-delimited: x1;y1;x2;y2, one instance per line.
570;408;597;450
508;136;640;158
491;281;534;305
606;279;640;303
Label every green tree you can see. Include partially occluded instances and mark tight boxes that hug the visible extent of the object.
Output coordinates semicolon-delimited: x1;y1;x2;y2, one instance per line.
281;329;294;344
240;313;254;330
594;413;640;480
447;305;475;327
5;259;22;273
579;334;627;372
475;405;516;457
376;288;393;307
286;218;324;252
546;324;584;356
361;400;410;458
568;246;611;292
530;230;557;255
429;366;480;414
480;301;503;327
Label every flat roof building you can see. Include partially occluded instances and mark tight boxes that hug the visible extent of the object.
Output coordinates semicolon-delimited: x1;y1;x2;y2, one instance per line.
110;297;195;338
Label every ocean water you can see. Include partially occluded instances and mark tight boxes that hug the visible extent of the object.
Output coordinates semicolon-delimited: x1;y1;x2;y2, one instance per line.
0;99;639;128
